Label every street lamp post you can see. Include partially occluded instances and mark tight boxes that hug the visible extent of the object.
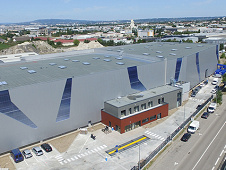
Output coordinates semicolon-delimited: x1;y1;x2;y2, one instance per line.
138;144;140;170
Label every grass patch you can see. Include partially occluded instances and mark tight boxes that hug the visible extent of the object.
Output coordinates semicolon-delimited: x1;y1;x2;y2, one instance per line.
143;143;171;170
0;44;12;50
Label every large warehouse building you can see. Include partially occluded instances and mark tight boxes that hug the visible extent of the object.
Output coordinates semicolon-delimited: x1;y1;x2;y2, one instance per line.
0;42;218;153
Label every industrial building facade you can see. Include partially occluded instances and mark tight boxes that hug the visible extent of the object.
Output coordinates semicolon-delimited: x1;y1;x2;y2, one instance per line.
0;42;218;153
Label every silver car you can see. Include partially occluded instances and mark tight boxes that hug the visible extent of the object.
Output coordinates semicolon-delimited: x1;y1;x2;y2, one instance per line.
32;146;43;156
22;149;32;159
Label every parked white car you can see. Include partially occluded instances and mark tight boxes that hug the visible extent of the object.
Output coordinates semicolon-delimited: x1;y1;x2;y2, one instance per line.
32;147;43;156
208;103;217;113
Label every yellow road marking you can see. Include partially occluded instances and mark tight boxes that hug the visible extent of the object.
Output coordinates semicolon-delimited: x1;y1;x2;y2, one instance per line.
108;136;147;155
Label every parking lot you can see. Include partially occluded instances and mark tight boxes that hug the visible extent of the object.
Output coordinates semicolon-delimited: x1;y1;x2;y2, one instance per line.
0;76;221;170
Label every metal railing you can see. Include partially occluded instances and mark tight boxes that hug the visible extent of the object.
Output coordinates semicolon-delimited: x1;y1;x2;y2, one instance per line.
131;95;213;170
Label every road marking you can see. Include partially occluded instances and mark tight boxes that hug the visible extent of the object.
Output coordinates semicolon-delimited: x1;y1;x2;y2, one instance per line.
67;159;71;162
71;158;75;161
174;162;178;166
63;160;67;163
24;159;29;166
77;155;81;158
212;167;215;170
191;122;225;170
91;150;95;153
79;135;90;153
215;158;220;166
84;152;88;155
103;145;107;148
55;155;62;158
58;158;64;161
97;147;101;151
224;145;226;149
94;149;98;152
108;136;147;155
74;156;78;159
220;150;224;157
59;162;64;165
81;154;85;157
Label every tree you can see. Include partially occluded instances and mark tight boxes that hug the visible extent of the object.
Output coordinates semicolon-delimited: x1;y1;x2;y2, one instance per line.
220;44;224;51
84;39;90;43
56;41;62;46
220;52;225;59
73;39;80;46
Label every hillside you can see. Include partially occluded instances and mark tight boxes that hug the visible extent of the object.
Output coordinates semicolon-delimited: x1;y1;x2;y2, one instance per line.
0;41;103;56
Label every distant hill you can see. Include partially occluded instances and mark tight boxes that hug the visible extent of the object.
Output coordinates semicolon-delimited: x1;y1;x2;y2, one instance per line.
1;16;225;25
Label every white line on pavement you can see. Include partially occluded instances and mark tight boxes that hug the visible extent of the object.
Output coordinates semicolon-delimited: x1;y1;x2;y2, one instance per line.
220;150;224;157
191;122;225;170
215;158;220;166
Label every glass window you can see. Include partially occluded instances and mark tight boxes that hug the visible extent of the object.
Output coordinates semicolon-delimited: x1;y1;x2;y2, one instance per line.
158;99;161;104
148;101;153;108
157;113;161;119
129;108;132;114
134;106;139;112
150;115;156;121
142;118;149;124
141;103;146;110
121;110;126;117
162;98;164;102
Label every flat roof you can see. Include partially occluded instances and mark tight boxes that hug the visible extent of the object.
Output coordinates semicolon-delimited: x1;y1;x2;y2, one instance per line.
96;42;215;61
0;42;215;91
105;85;181;108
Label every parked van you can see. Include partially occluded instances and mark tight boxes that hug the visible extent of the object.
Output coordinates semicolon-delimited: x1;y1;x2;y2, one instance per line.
187;121;199;133
11;148;24;163
208;103;217;113
212;78;218;85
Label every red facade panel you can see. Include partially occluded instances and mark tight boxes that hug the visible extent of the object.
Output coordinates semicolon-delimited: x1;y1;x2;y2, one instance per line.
101;103;168;134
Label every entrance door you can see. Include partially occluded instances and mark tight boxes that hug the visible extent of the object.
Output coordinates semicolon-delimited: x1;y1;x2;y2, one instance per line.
157;113;161;119
109;121;111;127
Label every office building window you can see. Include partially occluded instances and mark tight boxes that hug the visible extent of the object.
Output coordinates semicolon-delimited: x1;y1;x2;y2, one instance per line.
129;108;132;114
150;115;156;121
134;106;139;112
148;101;153;108
141;103;146;110
158;99;161;104
162;98;164;102
121;110;126;117
157;113;161;119
142;118;149;124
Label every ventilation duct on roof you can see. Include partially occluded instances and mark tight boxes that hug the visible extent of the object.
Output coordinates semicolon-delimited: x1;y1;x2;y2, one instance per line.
72;60;79;62
58;66;67;69
82;62;90;65
27;70;36;74
20;67;28;70
116;62;124;65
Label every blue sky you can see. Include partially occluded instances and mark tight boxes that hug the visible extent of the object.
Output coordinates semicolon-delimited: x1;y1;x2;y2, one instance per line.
1;0;226;23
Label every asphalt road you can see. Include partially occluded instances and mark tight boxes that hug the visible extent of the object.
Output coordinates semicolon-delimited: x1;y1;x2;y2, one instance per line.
150;96;226;170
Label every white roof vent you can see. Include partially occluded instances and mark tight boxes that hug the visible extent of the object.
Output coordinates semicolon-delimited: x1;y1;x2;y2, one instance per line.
93;57;100;60
49;63;57;66
143;53;150;56
171;49;178;51
116;57;123;60
116;62;124;65
0;81;7;85
185;47;191;49
27;70;36;74
170;53;177;56
103;59;111;62
104;55;111;58
156;55;164;58
58;66;67;69
82;62;90;65
156;51;162;53
72;60;80;62
64;59;70;61
20;67;28;70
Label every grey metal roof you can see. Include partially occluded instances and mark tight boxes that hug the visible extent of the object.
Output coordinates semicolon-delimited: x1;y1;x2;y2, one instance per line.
0;42;216;91
105;85;181;108
0;53;145;91
96;42;215;61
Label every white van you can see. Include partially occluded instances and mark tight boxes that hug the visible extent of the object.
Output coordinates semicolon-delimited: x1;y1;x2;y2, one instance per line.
212;78;218;85
187;121;199;133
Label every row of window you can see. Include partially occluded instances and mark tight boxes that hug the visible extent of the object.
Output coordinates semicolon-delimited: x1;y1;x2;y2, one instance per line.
120;98;164;117
141;113;161;124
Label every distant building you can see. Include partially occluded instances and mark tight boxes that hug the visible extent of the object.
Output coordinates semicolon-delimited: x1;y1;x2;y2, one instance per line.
138;29;154;38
